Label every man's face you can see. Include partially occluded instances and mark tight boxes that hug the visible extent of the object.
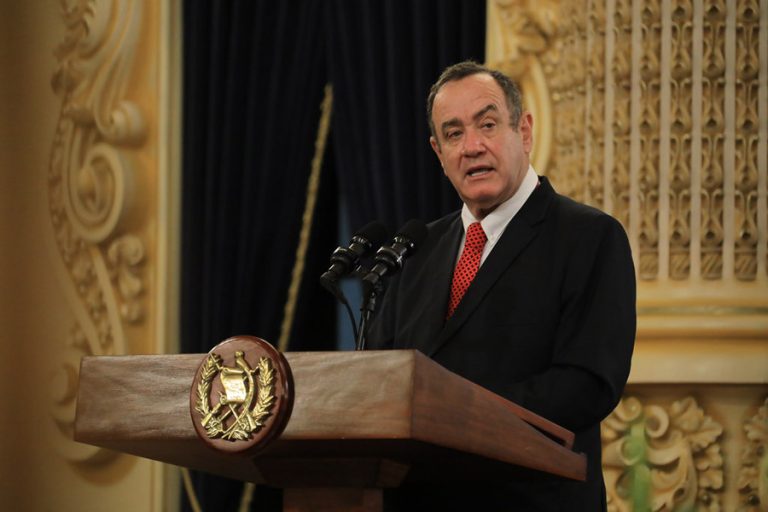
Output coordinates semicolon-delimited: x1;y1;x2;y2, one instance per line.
430;73;533;219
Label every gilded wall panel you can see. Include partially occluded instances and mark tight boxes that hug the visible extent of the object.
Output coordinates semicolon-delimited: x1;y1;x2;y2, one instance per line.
48;0;148;462
32;0;179;509
487;0;768;508
488;0;766;285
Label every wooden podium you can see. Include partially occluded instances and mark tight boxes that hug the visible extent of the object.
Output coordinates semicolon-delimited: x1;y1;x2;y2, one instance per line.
75;349;586;511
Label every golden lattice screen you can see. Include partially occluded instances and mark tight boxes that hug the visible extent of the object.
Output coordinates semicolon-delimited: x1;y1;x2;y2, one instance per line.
487;0;766;285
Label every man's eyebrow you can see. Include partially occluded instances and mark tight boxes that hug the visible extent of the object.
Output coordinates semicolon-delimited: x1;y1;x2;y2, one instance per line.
439;104;500;135
440;117;462;133
473;104;498;121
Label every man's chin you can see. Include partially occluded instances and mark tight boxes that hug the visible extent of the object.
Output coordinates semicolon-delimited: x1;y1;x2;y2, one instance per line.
464;189;501;205
463;196;503;218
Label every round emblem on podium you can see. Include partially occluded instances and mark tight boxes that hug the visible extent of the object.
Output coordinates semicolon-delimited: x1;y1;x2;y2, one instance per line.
190;336;293;454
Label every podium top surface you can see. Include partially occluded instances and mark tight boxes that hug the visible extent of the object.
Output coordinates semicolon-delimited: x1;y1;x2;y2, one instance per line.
75;349;586;487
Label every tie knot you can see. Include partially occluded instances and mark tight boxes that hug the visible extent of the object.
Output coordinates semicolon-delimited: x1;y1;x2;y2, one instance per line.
465;222;487;250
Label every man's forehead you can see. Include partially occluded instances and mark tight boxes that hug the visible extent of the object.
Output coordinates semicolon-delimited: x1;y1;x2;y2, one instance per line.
432;74;506;119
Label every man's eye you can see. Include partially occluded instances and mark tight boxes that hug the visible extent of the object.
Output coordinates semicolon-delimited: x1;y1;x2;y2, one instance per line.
446;131;462;140
482;121;496;129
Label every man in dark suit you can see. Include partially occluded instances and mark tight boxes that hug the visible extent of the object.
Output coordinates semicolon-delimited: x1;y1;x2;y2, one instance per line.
367;61;636;510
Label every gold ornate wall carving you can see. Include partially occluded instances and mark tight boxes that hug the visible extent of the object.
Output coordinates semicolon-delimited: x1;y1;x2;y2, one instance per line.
487;0;768;508
613;0;634;231
487;0;767;287
739;398;768;510
638;1;662;280
669;0;694;280
587;0;608;208
485;0;558;173
48;0;146;461
702;0;727;280
602;396;725;510
734;0;761;281
42;0;180;509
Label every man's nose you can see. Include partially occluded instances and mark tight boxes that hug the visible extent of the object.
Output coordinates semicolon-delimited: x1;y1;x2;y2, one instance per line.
461;129;485;156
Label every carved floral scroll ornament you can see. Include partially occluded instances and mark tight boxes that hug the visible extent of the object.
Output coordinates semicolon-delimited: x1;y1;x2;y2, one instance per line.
602;396;724;511
489;0;558;70
47;0;146;462
739;398;768;510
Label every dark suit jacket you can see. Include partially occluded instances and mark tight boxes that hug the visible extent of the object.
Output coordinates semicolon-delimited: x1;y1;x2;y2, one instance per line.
367;177;636;511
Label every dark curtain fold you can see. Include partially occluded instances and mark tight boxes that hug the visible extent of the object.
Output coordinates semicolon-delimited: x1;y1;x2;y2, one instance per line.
181;1;333;510
181;1;484;510
326;0;485;231
182;0;331;353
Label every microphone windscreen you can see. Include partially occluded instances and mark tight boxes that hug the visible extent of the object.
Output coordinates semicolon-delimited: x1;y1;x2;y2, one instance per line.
355;221;390;247
396;219;428;246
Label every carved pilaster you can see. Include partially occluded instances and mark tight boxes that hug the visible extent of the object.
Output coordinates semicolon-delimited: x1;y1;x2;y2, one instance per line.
586;0;607;209
701;0;727;279
612;0;633;229
669;0;694;280
733;0;760;280
638;1;662;280
48;0;147;462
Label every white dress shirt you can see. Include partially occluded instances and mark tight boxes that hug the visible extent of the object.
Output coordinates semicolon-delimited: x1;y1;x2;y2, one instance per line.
456;165;539;266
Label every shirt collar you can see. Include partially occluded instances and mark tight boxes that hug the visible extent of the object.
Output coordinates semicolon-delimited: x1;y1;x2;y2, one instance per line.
460;165;538;243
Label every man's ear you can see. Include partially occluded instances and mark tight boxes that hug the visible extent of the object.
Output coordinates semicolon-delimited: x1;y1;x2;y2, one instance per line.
429;136;445;172
519;112;534;154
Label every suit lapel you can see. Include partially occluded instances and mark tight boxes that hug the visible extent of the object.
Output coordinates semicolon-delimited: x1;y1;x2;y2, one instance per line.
404;215;462;350
422;178;556;358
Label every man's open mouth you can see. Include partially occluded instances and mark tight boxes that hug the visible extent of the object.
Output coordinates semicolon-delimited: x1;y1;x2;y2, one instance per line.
467;167;492;177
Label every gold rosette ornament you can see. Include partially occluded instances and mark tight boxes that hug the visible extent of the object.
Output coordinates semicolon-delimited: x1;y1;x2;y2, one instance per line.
190;336;293;454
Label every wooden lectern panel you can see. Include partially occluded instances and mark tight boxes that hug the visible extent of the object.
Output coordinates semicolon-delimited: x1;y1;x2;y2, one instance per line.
283;488;382;512
75;350;586;487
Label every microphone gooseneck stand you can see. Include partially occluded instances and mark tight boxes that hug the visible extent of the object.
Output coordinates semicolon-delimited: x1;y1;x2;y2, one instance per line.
355;279;385;351
321;219;427;352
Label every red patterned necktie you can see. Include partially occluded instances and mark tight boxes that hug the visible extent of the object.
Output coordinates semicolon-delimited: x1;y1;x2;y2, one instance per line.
446;222;487;319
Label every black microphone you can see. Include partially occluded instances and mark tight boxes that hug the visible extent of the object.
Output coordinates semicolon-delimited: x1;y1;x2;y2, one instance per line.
356;219;428;350
361;219;428;291
320;221;389;297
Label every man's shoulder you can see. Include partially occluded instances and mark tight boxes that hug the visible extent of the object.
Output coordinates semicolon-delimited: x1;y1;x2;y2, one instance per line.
426;210;461;233
551;189;626;235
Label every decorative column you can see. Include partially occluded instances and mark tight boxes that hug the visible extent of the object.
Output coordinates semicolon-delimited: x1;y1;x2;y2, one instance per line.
43;0;181;510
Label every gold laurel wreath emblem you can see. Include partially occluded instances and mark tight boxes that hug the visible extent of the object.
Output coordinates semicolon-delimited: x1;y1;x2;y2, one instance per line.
195;352;277;441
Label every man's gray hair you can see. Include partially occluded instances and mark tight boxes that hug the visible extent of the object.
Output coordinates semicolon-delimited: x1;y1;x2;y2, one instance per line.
426;60;523;138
